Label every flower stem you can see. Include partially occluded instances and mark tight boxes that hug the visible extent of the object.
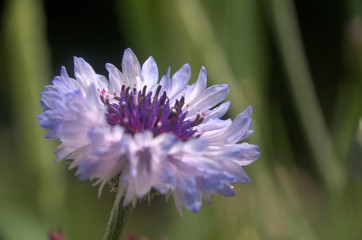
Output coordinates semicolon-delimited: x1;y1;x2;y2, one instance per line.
102;199;132;240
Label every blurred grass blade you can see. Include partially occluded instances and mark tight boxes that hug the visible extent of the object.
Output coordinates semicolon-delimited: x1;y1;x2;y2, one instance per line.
267;0;344;191
3;0;66;230
333;15;362;161
267;0;349;238
173;0;248;114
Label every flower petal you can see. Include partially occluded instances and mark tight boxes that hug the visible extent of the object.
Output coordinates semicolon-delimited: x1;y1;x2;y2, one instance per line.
185;84;230;117
185;66;207;104
141;56;158;89
122;48;141;87
168;64;191;100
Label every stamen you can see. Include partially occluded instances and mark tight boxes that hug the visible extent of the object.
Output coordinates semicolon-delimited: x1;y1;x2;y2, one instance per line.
125;86;130;98
175;99;180;108
179;94;185;108
159;91;167;105
142;85;147;97
153;106;164;128
154;122;162;135
169;108;179;129
169;108;178;120
191;112;204;127
173;94;185;111
120;101;127;115
152;84;162;104
108;104;118;114
104;83;201;140
100;95;106;104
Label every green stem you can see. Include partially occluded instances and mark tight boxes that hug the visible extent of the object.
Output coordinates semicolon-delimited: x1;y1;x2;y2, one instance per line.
102;199;133;240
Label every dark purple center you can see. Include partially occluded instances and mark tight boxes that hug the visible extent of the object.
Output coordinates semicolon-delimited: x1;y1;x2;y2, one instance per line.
100;84;203;140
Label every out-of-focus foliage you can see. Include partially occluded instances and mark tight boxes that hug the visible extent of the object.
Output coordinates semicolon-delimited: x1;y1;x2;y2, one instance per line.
0;0;361;239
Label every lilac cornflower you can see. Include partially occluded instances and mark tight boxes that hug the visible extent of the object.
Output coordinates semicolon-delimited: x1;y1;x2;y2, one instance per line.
38;48;259;214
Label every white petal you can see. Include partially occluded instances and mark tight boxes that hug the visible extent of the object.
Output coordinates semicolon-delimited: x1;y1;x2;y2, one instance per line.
182;155;223;174
232;143;260;166
221;161;251;183
85;84;104;112
133;149;154;196
168;64;191;100
141;56;158;89
206;106;252;144
122;48;141;87
205;101;230;120
106;63;127;94
186;66;207;104
196;118;231;136
160;70;171;94
216;184;235;197
74;57;106;91
185;84;229;117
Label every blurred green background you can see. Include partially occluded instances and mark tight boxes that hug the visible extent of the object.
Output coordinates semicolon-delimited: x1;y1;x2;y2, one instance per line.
0;0;361;239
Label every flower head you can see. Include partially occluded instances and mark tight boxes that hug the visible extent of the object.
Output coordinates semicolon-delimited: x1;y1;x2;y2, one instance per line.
38;48;259;213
